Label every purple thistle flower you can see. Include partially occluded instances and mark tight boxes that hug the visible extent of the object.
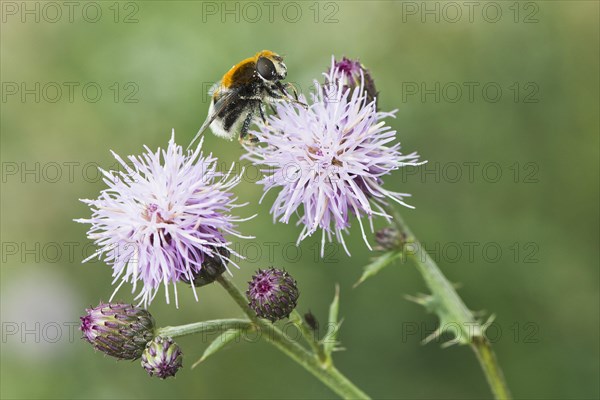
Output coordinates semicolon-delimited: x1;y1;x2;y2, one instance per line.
76;132;252;307
243;58;424;256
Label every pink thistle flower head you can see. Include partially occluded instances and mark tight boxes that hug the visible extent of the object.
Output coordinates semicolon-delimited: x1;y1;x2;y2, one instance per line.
243;57;424;256
76;132;251;307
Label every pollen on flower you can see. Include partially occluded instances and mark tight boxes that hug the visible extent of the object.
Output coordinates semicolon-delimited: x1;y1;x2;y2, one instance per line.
243;57;425;256
76;132;252;307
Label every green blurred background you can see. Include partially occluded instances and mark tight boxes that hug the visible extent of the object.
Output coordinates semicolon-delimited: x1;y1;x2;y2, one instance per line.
1;1;598;399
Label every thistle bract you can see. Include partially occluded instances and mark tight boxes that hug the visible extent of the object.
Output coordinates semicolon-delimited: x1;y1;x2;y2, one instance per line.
141;336;183;379
181;247;230;287
329;56;378;108
247;268;299;322
80;302;155;360
375;227;405;250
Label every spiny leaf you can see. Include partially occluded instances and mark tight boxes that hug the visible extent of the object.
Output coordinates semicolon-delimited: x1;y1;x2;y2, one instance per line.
408;291;492;347
353;251;402;288
191;329;244;369
422;326;443;345
323;284;340;358
405;293;434;308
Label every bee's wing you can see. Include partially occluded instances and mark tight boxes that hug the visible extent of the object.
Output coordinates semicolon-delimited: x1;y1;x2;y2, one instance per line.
188;87;240;150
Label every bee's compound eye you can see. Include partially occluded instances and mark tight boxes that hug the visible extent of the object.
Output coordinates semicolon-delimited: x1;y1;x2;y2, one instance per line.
256;57;277;81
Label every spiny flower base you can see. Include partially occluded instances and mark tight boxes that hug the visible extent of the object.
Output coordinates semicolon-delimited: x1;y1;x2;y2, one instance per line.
141;336;183;379
247;268;299;322
80;302;155;360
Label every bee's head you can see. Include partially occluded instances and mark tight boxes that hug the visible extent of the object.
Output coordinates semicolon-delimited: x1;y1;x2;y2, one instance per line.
256;51;287;81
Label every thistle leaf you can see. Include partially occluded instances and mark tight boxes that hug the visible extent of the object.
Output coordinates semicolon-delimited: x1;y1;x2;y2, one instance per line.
323;285;341;358
191;329;244;369
407;288;489;346
353;251;402;288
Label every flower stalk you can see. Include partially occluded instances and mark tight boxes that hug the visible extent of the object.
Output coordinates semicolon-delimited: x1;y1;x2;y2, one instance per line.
216;275;369;400
156;319;253;338
384;204;511;400
155;277;368;398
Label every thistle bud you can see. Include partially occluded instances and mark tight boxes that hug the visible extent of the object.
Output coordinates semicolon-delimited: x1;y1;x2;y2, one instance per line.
330;57;378;108
80;302;155;360
375;227;405;250
141;336;183;379
247;268;299;322
181;247;230;287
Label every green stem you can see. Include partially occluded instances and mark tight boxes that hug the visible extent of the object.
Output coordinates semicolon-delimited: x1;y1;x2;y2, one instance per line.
384;205;511;400
216;275;370;399
156;319;253;338
471;337;512;400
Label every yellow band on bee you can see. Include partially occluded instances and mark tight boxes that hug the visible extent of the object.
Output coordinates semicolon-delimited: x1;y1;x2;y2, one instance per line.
221;50;279;88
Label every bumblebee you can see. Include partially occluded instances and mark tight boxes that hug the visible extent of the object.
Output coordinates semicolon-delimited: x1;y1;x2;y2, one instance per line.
188;50;304;148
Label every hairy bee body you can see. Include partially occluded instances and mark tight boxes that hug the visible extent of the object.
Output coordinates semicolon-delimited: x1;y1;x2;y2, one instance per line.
189;50;300;147
207;65;265;140
206;82;262;139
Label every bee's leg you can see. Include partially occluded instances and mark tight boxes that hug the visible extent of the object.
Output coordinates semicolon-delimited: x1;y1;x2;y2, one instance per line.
239;109;259;145
258;103;269;125
259;103;269;125
239;112;253;141
285;82;300;101
275;81;307;108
